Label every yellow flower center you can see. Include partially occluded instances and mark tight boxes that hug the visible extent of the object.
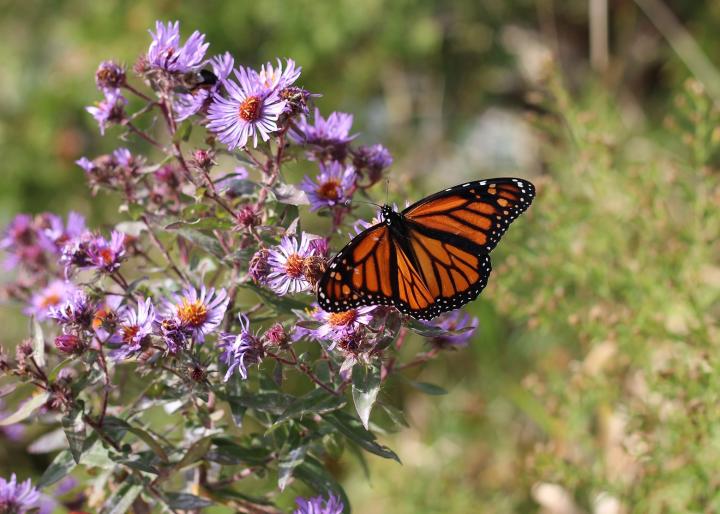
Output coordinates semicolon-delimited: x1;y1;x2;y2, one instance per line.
177;299;208;327
317;179;341;201
328;310;357;327
122;325;140;344
39;293;61;309
285;253;306;278
239;96;261;122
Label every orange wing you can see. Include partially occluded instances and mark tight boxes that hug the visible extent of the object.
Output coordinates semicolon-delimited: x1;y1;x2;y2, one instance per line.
317;177;534;320
403;177;535;253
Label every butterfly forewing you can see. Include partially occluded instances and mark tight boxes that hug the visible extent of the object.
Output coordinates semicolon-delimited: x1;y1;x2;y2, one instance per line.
317;177;535;320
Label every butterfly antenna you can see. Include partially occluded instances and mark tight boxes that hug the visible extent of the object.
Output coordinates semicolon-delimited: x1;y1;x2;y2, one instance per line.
345;198;381;209
385;178;390;205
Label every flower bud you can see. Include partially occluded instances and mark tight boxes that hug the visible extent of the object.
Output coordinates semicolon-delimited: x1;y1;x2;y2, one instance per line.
54;334;84;355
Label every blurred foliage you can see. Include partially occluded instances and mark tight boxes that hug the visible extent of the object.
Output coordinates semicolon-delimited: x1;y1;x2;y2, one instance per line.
3;0;720;512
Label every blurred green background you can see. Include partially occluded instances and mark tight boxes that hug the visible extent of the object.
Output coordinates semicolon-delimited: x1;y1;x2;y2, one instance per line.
3;1;720;512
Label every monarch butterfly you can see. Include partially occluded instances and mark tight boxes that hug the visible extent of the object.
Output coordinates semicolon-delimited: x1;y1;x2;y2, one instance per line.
317;177;535;320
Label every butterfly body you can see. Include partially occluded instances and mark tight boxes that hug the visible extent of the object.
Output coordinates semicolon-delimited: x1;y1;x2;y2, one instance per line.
318;178;535;320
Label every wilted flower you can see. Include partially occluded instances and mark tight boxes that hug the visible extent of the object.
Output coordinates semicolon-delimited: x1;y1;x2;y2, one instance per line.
352;144;393;183
158;317;190;354
263;323;288;346
0;474;41;514
207;66;286;149
110;298;156;360
26;280;76;320
165;286;228;343
266;233;322;295
300;161;356;211
95;60;126;92
218;314;263;381
175;52;235;121
48;290;95;328
146;21;209;73
86;89;127;135
293;493;344;514
248;248;270;284
54;334;85;355
235;205;261;229
279;85;316;116
257;58;301;91
87;231;126;272
424;310;478;348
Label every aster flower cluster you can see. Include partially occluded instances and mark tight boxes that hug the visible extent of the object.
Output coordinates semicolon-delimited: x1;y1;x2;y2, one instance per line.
0;20;480;514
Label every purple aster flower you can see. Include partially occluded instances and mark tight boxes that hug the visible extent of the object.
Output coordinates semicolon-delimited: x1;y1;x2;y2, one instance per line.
0;214;54;270
0;474;41;514
300;161;357;211
424;310;478;348
86;89;127;135
292;109;355;145
48;289;95;328
75;157;95;174
86;231;126;272
293;493;344;514
43;211;86;249
353;144;393;183
109;297;156;360
25;280;76;320
112;147;133;168
175;52;235;121
95;60;126;92
206;66;286;149
266;233;322;295
310;305;377;351
164;286;228;343
146;21;209;73
257;58;301;91
218;314;264;381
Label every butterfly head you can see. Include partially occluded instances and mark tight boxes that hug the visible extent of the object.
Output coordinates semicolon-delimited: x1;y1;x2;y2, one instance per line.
380;204;395;225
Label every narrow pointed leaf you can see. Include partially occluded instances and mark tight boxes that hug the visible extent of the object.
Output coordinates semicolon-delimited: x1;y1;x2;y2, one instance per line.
351;363;381;429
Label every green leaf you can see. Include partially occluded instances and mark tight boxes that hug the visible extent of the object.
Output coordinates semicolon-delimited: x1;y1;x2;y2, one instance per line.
175;436;212;469
278;445;307;491
274;388;347;426
174;228;225;258
0;391;48;426
294;456;351;513
165;218;234;231
207;438;272;465
31;317;45;368
62;403;86;463
378;403;410;429
38;450;76;488
102;483;143;514
164;492;213;509
173;119;193;143
352;363;381;430
243;283;309;314
223;390;294;415
102;417;169;462
325;412;400;462
48;358;74;381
